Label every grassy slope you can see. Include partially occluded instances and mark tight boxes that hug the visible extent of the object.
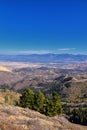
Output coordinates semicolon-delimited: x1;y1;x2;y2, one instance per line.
0;104;87;130
0;89;86;130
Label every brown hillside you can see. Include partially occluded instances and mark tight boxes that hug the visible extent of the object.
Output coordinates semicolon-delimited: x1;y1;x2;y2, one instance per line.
0;104;87;130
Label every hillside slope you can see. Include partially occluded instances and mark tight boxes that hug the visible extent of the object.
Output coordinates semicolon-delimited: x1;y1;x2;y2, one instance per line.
0;104;87;130
0;66;10;72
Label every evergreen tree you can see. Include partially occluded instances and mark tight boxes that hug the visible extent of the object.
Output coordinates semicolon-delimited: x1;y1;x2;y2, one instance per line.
52;92;62;114
20;88;34;109
19;88;62;117
69;108;87;125
34;90;45;112
45;92;62;116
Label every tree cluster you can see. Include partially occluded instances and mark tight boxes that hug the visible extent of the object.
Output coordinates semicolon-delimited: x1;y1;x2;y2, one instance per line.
19;88;62;116
69;108;87;125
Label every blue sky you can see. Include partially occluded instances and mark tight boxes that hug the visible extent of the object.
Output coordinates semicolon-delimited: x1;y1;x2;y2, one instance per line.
0;0;87;54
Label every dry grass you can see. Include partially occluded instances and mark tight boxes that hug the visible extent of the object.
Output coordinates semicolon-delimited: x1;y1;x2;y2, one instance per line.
0;66;10;72
0;103;86;130
0;89;20;104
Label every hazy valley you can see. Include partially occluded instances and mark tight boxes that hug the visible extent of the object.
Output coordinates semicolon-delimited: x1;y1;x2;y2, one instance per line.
0;55;87;129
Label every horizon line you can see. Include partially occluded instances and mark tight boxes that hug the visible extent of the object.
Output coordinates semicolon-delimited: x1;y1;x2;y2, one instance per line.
0;53;87;55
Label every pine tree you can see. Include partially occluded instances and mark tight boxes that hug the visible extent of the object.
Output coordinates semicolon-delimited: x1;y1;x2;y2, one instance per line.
20;88;34;109
19;88;62;117
34;90;45;112
45;92;62;116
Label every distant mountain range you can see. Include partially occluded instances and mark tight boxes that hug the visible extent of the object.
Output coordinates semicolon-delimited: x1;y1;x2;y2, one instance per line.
0;54;87;63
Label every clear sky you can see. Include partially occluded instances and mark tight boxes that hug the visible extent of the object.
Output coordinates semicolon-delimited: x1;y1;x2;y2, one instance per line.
0;0;87;54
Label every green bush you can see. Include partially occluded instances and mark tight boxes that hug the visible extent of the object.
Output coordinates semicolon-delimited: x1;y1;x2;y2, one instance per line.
5;95;16;105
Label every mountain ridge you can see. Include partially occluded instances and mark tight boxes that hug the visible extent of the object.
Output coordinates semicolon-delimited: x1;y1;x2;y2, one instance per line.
0;54;87;63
